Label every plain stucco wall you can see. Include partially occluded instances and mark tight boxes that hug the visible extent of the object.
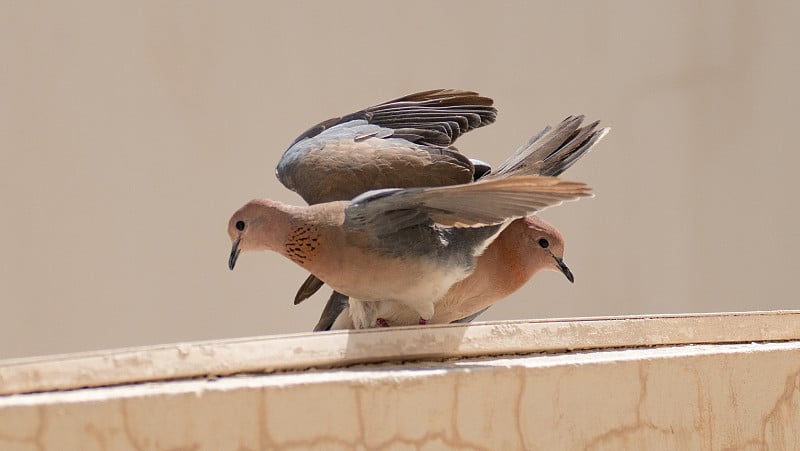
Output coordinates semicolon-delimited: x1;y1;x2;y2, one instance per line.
1;1;799;358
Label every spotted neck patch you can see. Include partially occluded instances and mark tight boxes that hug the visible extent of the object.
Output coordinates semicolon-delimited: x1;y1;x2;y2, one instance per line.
285;224;320;266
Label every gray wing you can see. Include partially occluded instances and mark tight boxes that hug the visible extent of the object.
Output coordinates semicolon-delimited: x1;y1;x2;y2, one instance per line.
488;115;610;179
294;274;325;305
287;89;496;149
313;292;351;332
276;90;497;205
344;176;592;238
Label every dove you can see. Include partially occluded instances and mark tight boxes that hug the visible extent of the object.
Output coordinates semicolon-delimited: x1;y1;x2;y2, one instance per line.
279;89;498;305
227;176;592;327
315;215;570;330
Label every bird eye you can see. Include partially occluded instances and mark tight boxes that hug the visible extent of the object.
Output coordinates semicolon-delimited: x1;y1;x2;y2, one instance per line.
538;238;549;248
235;220;245;231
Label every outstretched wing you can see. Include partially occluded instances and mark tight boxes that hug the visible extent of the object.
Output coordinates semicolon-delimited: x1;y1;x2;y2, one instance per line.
288;89;496;148
344;176;592;238
277;90;497;205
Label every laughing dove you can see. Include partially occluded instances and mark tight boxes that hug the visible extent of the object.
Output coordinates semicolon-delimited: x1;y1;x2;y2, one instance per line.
227;176;592;327
317;215;571;330
270;89;607;328
277;90;497;305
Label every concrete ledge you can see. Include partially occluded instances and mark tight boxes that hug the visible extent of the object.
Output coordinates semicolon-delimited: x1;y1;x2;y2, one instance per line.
1;310;798;396
1;311;799;449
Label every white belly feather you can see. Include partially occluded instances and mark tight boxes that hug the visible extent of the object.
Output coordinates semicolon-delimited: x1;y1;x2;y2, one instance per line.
339;259;471;328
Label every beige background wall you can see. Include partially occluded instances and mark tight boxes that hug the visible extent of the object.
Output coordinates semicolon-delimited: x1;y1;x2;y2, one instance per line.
1;1;798;359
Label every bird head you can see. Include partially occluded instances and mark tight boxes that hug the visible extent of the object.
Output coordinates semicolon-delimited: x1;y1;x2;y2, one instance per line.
518;216;574;283
227;199;282;270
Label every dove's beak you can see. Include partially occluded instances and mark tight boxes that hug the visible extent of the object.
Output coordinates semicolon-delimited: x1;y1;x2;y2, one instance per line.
554;256;574;283
229;236;241;270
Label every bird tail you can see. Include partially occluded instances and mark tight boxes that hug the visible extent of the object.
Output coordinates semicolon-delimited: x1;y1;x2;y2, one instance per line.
487;115;609;179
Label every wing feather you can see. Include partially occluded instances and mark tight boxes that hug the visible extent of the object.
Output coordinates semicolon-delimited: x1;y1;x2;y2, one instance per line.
344;176;592;237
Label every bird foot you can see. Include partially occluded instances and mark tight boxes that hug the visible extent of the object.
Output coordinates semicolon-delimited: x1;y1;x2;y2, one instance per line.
418;318;427;325
376;318;391;327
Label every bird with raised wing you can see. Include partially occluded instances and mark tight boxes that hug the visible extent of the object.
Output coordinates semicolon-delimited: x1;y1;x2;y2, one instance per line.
228;176;592;328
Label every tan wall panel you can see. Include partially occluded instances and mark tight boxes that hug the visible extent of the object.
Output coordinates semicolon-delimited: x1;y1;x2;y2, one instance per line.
1;1;799;358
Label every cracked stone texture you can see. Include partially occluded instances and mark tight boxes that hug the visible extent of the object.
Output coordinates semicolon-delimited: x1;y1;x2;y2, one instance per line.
0;342;798;450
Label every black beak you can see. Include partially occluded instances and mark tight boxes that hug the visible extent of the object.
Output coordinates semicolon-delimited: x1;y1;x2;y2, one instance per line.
554;256;574;283
229;237;241;270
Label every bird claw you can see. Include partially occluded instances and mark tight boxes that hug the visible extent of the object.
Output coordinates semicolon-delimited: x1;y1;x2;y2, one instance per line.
376;318;390;327
418;318;427;325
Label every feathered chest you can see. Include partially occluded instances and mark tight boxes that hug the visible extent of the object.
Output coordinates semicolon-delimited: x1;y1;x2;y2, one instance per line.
284;224;322;266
